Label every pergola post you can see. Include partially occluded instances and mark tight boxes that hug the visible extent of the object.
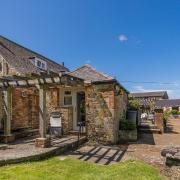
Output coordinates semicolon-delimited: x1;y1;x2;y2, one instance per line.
3;86;15;143
35;85;51;148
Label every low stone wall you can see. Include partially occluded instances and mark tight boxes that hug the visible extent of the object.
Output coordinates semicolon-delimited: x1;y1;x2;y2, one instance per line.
119;130;137;142
0;136;87;167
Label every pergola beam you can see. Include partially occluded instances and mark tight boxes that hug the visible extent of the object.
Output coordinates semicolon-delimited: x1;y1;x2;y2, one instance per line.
0;74;84;88
0;73;84;146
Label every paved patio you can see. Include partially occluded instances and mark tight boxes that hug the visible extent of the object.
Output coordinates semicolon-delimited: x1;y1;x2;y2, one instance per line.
68;118;180;167
68;145;128;165
0;135;86;166
0;118;180;175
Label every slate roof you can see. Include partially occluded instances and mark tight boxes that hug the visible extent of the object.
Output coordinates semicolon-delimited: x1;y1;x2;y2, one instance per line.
0;35;69;76
156;99;180;108
69;64;129;93
131;91;168;98
69;64;114;82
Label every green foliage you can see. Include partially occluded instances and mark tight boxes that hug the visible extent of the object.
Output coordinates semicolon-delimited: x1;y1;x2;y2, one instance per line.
163;110;171;121
0;157;164;180
171;109;179;115
149;101;155;112
120;120;136;130
128;95;140;109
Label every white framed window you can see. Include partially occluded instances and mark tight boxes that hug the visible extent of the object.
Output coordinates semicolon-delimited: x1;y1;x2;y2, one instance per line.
34;57;47;70
64;91;72;105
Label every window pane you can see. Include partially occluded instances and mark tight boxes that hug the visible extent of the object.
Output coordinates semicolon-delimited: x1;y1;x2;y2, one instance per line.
64;96;72;105
0;63;2;72
37;60;41;67
42;63;45;69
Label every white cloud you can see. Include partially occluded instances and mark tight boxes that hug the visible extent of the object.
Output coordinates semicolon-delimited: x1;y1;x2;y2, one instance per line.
133;85;172;94
172;81;179;87
85;60;91;64
118;34;128;42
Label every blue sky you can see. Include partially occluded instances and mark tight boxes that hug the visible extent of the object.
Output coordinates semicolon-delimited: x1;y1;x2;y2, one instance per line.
1;0;180;98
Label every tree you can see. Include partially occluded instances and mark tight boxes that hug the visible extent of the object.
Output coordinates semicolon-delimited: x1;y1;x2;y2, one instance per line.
128;95;140;109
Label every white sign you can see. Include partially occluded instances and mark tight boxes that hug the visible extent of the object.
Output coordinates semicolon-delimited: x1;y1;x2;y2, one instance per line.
50;117;62;127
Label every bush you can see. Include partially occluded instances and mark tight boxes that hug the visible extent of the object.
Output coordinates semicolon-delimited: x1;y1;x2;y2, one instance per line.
163;110;170;121
120;120;136;130
171;109;179;115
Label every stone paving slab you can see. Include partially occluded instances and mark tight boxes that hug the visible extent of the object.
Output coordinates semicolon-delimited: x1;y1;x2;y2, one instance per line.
68;118;180;167
0;144;7;150
0;135;87;166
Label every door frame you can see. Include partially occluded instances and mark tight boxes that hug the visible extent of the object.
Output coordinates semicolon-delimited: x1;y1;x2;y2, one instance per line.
59;87;85;131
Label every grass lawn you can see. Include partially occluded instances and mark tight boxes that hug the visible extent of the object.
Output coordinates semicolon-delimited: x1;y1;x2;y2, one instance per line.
0;157;165;180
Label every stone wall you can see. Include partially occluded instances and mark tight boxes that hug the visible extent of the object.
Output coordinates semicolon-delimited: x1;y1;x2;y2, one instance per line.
0;87;74;134
12;87;39;130
85;82;128;144
0;87;39;131
155;109;164;133
114;88;128;142
57;107;73;134
46;88;60;122
46;88;73;134
119;129;137;142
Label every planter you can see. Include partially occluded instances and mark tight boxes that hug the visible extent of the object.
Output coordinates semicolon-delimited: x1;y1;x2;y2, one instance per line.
119;129;137;142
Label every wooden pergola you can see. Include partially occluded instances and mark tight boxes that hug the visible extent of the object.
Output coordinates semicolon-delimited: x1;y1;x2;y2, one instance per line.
0;73;84;147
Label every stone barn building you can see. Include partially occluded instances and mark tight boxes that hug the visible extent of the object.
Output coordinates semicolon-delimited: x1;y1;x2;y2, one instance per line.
0;35;128;145
130;91;169;113
155;99;180;112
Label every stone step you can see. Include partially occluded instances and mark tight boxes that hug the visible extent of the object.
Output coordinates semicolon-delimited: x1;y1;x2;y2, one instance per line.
139;128;161;134
0;144;7;150
68;131;86;136
139;125;159;129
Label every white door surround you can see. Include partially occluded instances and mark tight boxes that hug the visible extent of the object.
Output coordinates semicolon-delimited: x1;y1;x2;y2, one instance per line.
59;87;85;131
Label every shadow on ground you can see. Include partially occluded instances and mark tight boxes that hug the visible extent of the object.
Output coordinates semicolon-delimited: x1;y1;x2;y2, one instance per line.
68;145;128;165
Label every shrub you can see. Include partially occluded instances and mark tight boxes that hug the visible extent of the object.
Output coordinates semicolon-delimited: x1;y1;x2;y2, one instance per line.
163;110;170;121
171;109;179;115
120;120;136;130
